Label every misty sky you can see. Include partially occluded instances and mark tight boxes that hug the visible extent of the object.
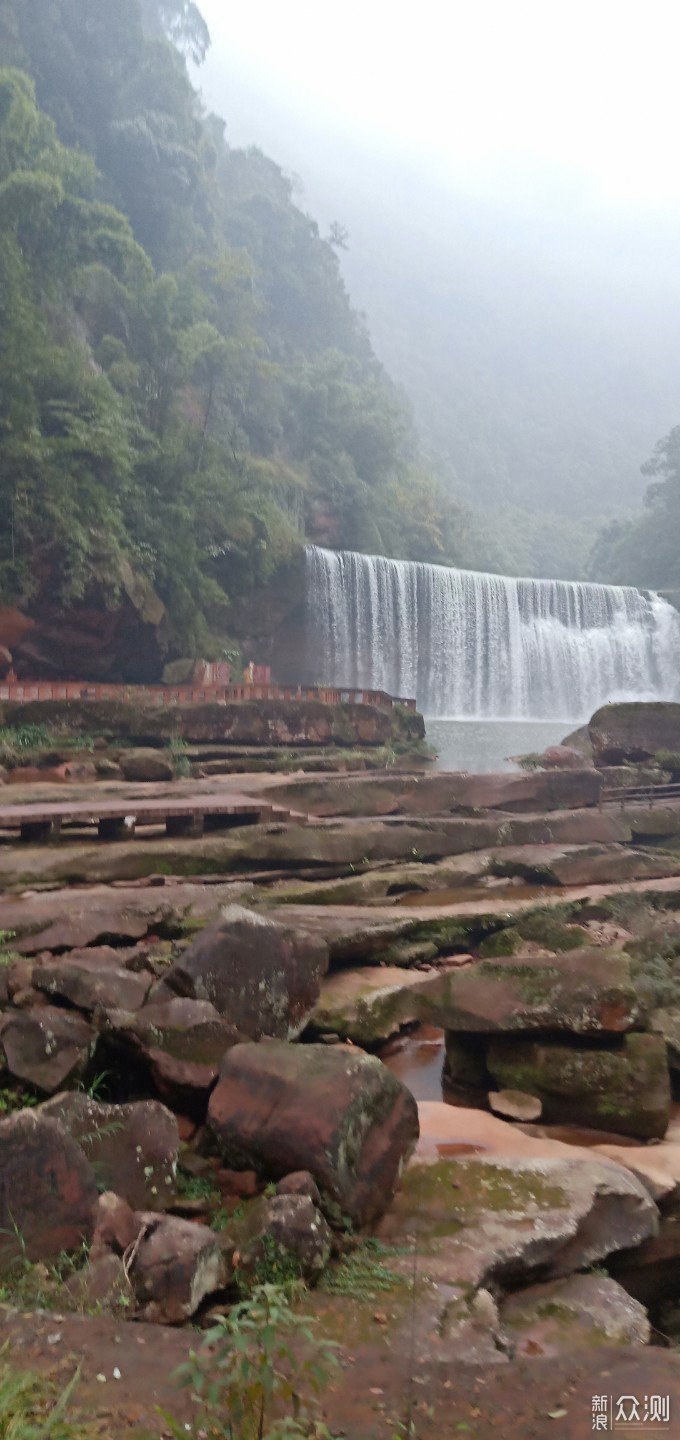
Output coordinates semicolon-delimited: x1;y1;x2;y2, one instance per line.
198;0;680;211
193;0;680;541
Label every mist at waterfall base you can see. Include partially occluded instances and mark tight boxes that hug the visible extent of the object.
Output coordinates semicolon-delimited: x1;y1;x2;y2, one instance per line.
306;547;680;772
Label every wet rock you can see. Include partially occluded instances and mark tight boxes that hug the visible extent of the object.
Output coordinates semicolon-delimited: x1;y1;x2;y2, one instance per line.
309;965;452;1044
0;1007;96;1093
489;1089;542;1122
163;905;328;1039
487;1033;671;1140
432;950;641;1035
501;1273;650;1357
590;701;680;765
130;1213;227;1324
208;1040;419;1226
118;748;174;782
0;1111;97;1266
33;954;152;1013
384;1150;658;1285
39;1093;179;1208
593;1141;680;1205
101;999;241;1114
243;1193;333;1284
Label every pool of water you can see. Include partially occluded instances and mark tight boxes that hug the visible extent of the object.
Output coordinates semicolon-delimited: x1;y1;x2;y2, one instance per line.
425;718;580;773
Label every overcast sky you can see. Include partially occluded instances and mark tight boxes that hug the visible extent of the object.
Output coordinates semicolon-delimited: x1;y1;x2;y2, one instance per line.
197;0;680;212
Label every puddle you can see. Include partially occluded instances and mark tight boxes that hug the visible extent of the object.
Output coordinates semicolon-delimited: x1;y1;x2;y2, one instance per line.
382;1022;672;1153
380;1025;447;1101
396;883;553;908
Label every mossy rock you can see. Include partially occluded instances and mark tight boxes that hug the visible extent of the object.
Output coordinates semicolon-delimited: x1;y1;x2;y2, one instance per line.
478;927;522;958
486;1032;671;1139
515;911;586;951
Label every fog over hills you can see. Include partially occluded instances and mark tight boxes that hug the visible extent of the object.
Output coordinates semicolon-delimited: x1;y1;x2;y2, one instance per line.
197;21;680;578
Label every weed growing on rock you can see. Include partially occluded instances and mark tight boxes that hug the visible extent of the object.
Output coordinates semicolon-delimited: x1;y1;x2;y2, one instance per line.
165;1282;340;1440
0;1087;38;1114
319;1238;411;1303
175;1172;221;1207
248;1233;304;1294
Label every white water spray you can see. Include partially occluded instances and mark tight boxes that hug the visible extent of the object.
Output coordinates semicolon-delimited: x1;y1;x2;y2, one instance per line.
306;546;680;719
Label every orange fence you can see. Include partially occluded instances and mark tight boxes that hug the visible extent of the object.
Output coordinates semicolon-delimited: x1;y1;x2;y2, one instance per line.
0;680;417;712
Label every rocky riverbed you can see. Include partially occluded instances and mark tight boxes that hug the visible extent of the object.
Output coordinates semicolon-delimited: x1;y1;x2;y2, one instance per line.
5;703;680;1435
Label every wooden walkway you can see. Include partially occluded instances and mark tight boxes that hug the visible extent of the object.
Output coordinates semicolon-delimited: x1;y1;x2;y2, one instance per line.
0;791;305;842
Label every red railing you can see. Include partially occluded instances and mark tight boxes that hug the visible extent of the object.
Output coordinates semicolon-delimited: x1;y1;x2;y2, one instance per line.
0;680;417;712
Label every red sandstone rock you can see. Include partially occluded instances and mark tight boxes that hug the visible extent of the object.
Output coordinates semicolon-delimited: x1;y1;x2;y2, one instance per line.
130;1213;227;1324
0;1111;98;1265
101;998;240;1115
33;954;152;1013
276;1171;322;1205
1;1007;96;1093
216;1168;259;1199
91;1191;139;1259
541;745;588;770
207;1041;419;1226
40;1093;179;1209
163;904;329;1039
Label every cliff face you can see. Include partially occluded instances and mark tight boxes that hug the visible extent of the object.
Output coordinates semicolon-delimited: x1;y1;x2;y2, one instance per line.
0;553;308;686
0;562;170;684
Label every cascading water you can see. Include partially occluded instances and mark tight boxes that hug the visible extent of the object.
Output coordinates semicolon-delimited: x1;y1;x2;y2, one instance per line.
306;545;680;719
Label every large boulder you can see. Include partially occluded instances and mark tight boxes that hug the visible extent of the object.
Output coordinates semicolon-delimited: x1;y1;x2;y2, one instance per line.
163;905;329;1040
368;1149;658;1366
129;1213;227;1324
0;1007;96;1093
589;701;680;765
0;1111;98;1266
118;747;174;782
207;1040;419;1226
487;1033;671;1140
432;950;641;1035
39;1093;179;1209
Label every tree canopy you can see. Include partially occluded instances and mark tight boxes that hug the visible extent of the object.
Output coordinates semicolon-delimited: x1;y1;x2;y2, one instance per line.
0;0;466;655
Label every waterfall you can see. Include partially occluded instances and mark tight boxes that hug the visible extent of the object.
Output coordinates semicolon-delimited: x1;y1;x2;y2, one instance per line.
306;545;680;719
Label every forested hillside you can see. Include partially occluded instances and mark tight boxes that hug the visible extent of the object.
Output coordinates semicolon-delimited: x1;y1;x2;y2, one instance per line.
0;0;465;673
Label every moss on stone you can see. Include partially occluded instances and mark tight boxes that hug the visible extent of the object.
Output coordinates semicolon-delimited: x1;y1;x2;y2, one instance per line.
478;928;522;958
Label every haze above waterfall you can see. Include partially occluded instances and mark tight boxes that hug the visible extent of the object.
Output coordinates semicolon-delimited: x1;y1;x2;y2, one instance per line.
307;547;680;721
197;0;680;580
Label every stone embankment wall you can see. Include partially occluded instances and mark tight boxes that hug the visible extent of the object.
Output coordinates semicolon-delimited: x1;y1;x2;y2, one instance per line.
0;691;424;749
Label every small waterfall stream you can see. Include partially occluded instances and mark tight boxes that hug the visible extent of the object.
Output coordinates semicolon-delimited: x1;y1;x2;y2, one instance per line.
306;545;680;719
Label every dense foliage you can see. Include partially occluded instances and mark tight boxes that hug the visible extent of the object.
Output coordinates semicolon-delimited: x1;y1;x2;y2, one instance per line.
587;426;680;592
0;0;465;654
